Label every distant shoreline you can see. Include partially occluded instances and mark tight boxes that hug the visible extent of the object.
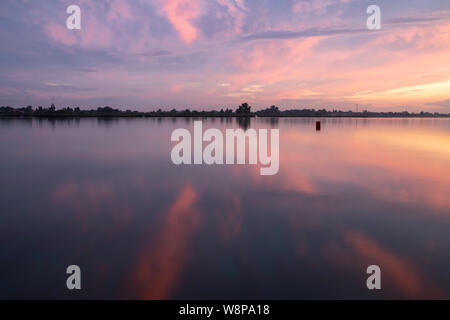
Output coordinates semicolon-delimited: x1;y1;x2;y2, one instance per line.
1;104;449;118
2;114;450;119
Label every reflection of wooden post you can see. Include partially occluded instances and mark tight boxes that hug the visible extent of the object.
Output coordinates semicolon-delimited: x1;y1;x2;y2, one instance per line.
316;121;321;131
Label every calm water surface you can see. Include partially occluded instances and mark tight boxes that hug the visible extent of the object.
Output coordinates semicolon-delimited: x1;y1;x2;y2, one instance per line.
1;117;450;299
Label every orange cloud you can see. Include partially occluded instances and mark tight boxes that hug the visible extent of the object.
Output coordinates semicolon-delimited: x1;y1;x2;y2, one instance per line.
125;185;200;299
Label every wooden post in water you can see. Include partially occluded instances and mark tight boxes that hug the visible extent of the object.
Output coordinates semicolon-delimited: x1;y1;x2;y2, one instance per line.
316;121;321;131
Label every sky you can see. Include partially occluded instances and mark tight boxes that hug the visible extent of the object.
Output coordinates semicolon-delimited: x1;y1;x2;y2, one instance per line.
1;0;450;112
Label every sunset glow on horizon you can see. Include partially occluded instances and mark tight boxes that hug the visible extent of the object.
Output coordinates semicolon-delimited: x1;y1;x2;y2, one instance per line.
1;0;450;112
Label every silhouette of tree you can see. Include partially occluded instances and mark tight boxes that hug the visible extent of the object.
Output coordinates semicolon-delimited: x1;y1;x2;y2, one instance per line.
269;105;279;112
236;102;251;114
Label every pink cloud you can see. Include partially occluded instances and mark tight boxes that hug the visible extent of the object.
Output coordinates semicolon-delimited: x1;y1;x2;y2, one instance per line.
107;0;133;22
216;0;247;35
159;0;203;44
29;2;450;110
44;23;77;46
293;0;354;14
170;84;184;93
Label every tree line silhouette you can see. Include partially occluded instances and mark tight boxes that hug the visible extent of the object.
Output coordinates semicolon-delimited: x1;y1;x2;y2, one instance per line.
1;103;448;118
